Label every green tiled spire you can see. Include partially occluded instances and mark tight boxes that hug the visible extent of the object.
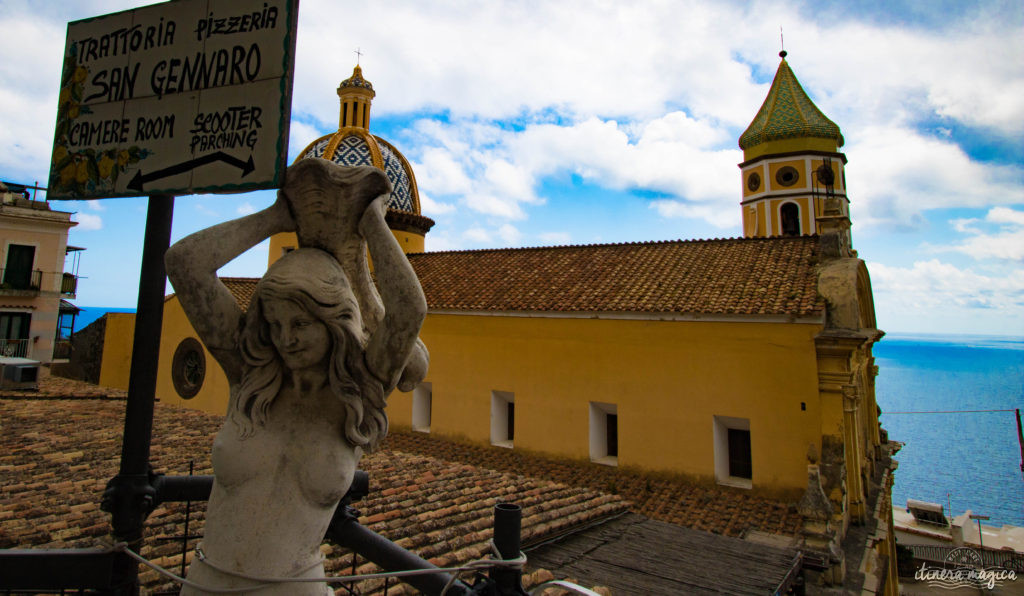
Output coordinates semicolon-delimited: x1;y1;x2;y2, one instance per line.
739;53;844;150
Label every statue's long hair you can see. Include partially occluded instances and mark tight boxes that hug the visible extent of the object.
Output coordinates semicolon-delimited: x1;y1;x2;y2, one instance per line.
231;248;388;450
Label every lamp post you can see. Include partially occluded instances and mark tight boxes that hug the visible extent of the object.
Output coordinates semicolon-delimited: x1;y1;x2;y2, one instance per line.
968;514;990;549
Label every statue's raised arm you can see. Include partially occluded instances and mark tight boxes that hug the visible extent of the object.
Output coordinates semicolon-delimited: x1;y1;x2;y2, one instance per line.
165;192;295;385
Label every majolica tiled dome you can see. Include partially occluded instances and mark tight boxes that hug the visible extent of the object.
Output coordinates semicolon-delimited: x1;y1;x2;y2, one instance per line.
739;53;844;150
296;65;423;217
300;134;418;213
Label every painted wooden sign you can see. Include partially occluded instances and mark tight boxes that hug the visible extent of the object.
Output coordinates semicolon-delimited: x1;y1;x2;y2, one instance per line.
48;0;298;199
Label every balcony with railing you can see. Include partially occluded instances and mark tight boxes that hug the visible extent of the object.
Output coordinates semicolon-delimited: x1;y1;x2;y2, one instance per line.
60;272;78;297
0;338;29;357
0;269;80;296
0;268;42;294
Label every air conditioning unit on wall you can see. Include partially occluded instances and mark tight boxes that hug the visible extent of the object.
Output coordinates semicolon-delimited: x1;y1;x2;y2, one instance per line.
0;356;40;390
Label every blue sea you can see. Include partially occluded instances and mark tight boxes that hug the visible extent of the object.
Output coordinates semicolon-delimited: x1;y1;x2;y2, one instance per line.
876;334;1024;528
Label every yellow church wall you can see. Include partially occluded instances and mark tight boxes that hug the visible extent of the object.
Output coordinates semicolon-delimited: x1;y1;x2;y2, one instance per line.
98;312;136;391
148;302;835;492
801;197;812;234
406;313;824;491
394;229;425;254
743;206;757;236
267;232;297;266
154;296;232;415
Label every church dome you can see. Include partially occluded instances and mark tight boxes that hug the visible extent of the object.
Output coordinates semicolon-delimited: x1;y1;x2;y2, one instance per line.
300;133;418;213
295;65;426;220
739;52;844;152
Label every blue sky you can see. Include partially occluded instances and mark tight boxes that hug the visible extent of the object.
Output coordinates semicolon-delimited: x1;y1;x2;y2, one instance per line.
1;0;1022;336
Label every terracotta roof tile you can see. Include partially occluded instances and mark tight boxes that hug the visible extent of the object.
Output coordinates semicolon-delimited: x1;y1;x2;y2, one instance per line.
1;396;629;594
408;237;824;317
220;277;258;311
197;237;824;319
0;369;126;399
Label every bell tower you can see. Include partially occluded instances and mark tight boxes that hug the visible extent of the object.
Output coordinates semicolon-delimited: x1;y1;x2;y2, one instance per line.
738;52;850;242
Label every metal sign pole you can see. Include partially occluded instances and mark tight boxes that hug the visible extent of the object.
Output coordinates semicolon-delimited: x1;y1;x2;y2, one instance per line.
102;194;174;593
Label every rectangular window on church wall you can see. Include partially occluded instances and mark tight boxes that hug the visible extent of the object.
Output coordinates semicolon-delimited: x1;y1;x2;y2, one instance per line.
727;428;752;479
589;402;618;466
490;390;514;448
506;401;515;442
412;382;431;433
713;415;752;489
606;414;618;457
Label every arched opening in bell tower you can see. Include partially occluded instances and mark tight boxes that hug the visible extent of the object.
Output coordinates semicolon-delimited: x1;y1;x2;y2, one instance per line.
780;202;801;236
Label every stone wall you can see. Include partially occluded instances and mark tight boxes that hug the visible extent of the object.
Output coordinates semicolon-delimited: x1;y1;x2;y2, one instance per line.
49;315;106;384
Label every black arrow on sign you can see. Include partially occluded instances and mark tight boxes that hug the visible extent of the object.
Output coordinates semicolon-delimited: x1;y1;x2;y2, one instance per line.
127;152;255;192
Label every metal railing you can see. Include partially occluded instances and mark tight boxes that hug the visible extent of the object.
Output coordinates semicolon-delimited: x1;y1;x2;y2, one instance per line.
61;272;78;295
0;268;42;291
0;338;29;358
908;543;1024;571
0;470;532;595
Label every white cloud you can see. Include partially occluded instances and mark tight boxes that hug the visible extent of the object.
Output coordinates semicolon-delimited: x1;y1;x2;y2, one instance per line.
292;1;767;124
946;207;1024;262
463;227;490;244
287;120;326;160
538;231;571;245
423;229;459;252
650;201;738;229
870;258;1024;335
471;194;527;220
2;0;1022;336
871;259;1024;313
408;113;741;229
418;191;455;216
847;126;1024;230
194;203;219;218
3;0;1020;238
236;202;256;216
496;224;521;246
460;223;521;247
413;149;473;196
989;206;1024;226
74;212;102;231
951;218;980;234
288;1;1024;237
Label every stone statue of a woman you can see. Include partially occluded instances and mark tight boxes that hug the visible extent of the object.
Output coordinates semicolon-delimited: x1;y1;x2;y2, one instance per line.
166;159;428;594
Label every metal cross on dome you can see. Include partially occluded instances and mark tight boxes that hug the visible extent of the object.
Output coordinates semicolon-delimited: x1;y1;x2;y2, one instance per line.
355;47;363;65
